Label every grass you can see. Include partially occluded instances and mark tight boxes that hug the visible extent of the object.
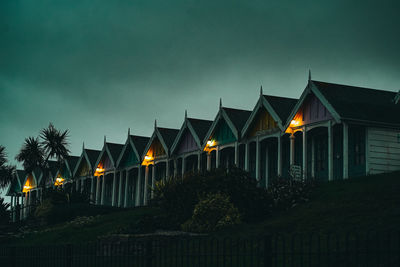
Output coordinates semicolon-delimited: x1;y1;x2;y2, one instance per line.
5;171;400;246
216;171;400;238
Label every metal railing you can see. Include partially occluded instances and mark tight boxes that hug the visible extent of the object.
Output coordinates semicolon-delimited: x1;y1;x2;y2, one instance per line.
1;232;399;266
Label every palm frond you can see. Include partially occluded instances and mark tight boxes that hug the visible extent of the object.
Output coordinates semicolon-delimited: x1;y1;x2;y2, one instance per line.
15;137;44;173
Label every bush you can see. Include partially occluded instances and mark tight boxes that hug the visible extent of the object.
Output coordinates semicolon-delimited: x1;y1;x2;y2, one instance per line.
42;187;68;204
152;168;273;228
182;193;241;233
0;197;10;225
34;201;115;225
268;178;316;211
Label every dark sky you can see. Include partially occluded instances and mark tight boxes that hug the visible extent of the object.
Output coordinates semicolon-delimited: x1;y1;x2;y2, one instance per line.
1;0;400;167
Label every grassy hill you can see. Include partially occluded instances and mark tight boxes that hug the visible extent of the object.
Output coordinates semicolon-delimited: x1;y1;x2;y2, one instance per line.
6;171;400;246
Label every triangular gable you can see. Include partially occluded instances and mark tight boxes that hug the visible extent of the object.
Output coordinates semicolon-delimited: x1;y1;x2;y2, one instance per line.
284;80;341;133
73;150;92;177
22;173;37;192
176;128;198;155
241;95;282;138
94;143;117;173
116;136;141;169
6;172;23;196
142;128;170;165
170;118;202;155
202;108;239;150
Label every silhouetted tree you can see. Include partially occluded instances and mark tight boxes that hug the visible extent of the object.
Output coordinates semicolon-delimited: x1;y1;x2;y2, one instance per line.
0;197;10;225
0;146;15;189
15;137;44;174
15;123;70;186
40;123;70;163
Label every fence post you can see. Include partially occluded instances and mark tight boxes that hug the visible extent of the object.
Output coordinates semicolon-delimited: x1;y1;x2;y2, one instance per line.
145;240;153;267
66;244;73;267
264;235;272;267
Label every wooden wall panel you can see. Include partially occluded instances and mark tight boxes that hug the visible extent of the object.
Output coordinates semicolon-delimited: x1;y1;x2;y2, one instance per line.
177;129;198;154
368;127;400;174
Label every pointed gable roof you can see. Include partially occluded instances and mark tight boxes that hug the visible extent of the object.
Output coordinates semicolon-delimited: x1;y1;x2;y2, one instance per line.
95;142;124;170
188;118;213;142
203;106;252;148
116;135;150;168
313;80;400;126
158;128;180;149
223;108;252;133
6;170;25;196
242;94;298;136
66;155;80;173
47;160;59;177
58;155;80;179
171;117;213;154
284;79;400;131
142;126;180;159
86;149;101;167
73;148;101;177
264;95;298;123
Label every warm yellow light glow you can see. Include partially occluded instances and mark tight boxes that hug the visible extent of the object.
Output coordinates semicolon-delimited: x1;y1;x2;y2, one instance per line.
54;177;65;186
290;120;300;126
145;155;153;161
23;180;33;192
204;139;217;152
94;164;105;176
207;140;215;147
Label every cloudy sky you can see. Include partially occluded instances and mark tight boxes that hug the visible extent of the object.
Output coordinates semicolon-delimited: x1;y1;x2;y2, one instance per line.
1;0;400;168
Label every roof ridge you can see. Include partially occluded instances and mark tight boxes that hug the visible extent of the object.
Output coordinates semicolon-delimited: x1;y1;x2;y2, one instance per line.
222;107;252;112
263;94;298;101
312;80;397;94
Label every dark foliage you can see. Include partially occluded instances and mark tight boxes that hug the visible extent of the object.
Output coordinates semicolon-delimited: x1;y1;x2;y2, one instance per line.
0;197;10;225
0;146;15;188
15;137;44;174
40;123;70;163
152;168;273;228
182;192;241;233
268;178;317;211
15;124;70;185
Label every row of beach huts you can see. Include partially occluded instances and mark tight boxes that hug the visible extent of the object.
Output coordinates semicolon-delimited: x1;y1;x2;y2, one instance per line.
7;76;400;221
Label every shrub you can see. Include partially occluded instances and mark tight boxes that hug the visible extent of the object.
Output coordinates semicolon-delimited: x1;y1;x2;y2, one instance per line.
0;197;10;225
34;199;54;219
182;193;241;233
268;178;316;211
152;168;273;228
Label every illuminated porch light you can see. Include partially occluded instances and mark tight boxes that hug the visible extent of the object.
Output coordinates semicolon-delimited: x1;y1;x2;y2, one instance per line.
207;140;215;147
54;177;65;186
290;120;300;126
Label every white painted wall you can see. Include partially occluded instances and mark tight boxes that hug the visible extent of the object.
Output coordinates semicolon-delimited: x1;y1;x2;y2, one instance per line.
367;127;400;174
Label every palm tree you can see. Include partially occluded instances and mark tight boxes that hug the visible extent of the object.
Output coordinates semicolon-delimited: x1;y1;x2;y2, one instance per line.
15;123;70;186
0;146;15;189
40;123;70;164
15;137;44;174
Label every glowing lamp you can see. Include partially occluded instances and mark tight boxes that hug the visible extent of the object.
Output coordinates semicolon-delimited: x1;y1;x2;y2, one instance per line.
290;120;300;126
207;140;215;147
145;155;153;161
96;167;104;172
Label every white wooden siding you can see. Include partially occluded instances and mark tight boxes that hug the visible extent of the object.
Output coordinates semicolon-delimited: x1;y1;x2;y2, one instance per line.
367;127;400;174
